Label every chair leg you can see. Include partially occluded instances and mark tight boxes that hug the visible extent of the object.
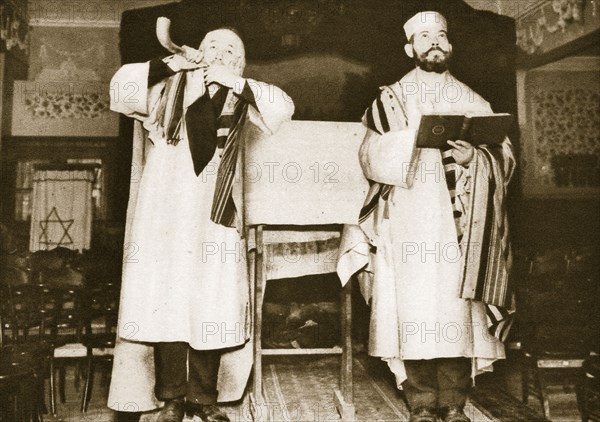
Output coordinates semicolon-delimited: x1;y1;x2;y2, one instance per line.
101;361;110;387
252;228;265;405
580;376;591;422
74;359;82;392
33;372;44;422
10;389;18;422
19;377;28;422
576;374;586;422
15;383;23;422
49;356;56;416
339;280;354;400
534;368;551;419
521;355;530;404
36;360;47;416
81;352;95;413
58;362;66;403
21;374;37;422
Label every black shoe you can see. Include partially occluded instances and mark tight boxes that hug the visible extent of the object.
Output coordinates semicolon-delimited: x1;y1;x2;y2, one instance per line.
115;411;141;422
439;406;471;422
157;398;185;422
408;407;437;422
195;404;230;422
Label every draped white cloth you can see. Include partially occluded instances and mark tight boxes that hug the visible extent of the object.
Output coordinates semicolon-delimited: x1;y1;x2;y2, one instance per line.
242;120;369;226
29;167;95;252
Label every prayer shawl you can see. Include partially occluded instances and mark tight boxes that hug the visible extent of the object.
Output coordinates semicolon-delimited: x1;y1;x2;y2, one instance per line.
151;70;249;228
354;79;516;342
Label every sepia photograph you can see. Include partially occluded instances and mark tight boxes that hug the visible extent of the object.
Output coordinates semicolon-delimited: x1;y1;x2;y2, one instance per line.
0;0;598;421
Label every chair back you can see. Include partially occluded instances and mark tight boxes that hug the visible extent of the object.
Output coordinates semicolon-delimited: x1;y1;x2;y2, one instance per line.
81;282;120;345
1;284;48;344
515;247;600;355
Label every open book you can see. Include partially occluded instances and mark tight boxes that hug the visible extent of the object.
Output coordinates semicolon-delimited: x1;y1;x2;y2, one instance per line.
416;113;513;149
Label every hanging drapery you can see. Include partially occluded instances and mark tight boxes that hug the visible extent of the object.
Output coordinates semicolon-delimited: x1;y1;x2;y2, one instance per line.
29;164;96;252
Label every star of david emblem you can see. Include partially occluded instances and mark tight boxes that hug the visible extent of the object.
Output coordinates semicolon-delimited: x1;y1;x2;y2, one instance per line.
39;207;74;247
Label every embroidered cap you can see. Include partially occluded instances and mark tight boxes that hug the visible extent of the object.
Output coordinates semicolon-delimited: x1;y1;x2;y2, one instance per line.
404;11;447;40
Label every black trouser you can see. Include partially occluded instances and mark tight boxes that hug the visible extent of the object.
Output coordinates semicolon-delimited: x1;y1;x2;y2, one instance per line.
154;342;221;405
402;357;471;410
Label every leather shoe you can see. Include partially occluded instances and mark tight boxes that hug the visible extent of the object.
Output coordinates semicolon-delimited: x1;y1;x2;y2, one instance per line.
157;398;185;422
439;406;471;422
195;404;230;422
115;411;141;422
408;407;437;422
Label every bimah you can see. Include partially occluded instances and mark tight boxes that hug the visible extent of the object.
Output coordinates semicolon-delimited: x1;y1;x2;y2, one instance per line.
242;120;368;421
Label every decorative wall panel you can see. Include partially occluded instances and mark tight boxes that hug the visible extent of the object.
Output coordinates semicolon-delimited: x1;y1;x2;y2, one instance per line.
10;25;120;137
28;26;119;82
11;80;118;136
522;60;600;197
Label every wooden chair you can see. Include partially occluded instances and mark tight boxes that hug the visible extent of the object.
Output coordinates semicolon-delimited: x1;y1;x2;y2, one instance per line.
1;276;89;416
31;269;86;414
0;345;44;422
577;355;600;422
80;281;120;412
35;250;89;411
46;285;86;407
1;283;54;417
518;250;599;419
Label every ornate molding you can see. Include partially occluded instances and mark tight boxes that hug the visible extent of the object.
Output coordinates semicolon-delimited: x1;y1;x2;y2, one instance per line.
534;55;600;70
28;0;177;28
516;0;599;55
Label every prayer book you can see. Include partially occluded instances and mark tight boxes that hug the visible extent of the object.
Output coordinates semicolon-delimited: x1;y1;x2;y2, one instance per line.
416;113;513;148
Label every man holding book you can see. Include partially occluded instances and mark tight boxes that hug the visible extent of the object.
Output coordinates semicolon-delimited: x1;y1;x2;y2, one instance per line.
338;11;516;422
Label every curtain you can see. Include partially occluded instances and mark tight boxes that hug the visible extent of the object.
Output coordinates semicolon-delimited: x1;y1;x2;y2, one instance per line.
29;166;96;252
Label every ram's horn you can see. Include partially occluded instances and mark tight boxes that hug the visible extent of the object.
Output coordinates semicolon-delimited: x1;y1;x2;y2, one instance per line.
156;17;184;54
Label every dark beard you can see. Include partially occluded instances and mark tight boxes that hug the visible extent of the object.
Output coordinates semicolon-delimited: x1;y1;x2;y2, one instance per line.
414;47;451;73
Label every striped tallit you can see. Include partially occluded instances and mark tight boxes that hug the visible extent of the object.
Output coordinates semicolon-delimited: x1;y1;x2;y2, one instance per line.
153;72;249;228
211;101;249;227
360;84;516;342
359;85;408;225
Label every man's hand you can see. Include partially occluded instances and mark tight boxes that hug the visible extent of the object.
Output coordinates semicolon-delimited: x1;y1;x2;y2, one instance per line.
181;45;203;63
163;53;203;72
447;140;475;166
204;64;245;89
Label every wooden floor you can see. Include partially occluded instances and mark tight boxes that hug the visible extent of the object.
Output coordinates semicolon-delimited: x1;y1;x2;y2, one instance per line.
42;354;582;422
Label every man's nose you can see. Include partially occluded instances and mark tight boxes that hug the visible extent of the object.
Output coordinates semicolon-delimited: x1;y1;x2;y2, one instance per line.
431;37;440;46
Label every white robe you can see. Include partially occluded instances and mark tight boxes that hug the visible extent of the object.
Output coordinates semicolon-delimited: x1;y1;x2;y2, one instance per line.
107;61;294;409
339;68;507;388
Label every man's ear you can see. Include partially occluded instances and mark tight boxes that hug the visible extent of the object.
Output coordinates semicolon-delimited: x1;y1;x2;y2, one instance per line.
448;43;453;55
404;43;414;58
